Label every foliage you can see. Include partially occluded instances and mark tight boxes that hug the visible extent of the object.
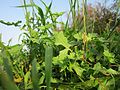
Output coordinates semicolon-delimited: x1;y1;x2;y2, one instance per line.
0;0;120;90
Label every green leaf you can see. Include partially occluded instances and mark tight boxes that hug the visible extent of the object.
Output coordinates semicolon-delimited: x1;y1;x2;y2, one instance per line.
68;52;75;59
51;78;61;83
52;12;65;18
0;70;19;90
8;44;21;55
39;74;45;85
25;11;30;26
31;59;39;90
74;32;82;40
107;68;119;75
3;57;13;81
45;46;53;90
98;37;106;42
81;79;98;89
54;31;71;48
87;33;97;41
16;4;34;8
106;78;115;89
93;63;102;75
30;29;39;38
29;29;39;43
53;49;69;65
38;23;53;30
24;71;30;90
40;0;56;27
58;49;69;60
35;5;45;25
103;50;115;63
93;62;102;71
40;0;52;16
0;20;21;26
73;62;85;77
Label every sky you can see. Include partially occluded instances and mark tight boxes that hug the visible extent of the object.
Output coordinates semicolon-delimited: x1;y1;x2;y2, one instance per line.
0;0;114;45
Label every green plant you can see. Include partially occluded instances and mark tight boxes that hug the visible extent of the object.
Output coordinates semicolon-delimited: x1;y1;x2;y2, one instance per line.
0;0;120;90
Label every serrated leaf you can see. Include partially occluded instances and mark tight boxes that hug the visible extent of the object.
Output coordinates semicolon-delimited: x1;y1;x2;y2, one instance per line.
81;79;98;89
52;12;65;17
73;62;85;77
87;33;97;41
38;23;53;30
54;31;71;48
98;37;106;42
104;50;115;63
74;32;82;40
0;20;21;26
58;49;69;60
107;68;119;75
93;63;102;75
30;29;39;38
68;52;75;59
53;49;69;65
93;62;101;71
51;78;61;83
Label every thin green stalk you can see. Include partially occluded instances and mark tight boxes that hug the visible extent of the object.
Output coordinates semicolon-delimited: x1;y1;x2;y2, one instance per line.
82;0;87;33
23;0;28;15
30;0;35;29
82;0;87;61
92;9;95;33
77;0;80;13
68;0;77;29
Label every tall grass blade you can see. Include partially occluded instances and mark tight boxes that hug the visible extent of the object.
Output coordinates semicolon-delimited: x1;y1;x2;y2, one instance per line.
45;46;53;90
35;5;45;25
46;1;52;16
40;0;52;16
23;0;28;13
16;4;34;8
82;0;87;33
40;0;56;28
0;68;19;90
2;57;13;81
31;59;39;90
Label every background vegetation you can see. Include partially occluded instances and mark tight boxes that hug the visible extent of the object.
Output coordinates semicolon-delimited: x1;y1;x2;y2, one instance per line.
0;0;120;90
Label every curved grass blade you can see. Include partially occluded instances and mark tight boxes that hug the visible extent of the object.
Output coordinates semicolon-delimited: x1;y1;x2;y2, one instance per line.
45;46;53;90
0;69;19;90
35;5;45;26
2;57;13;81
16;4;34;8
1;48;14;81
40;0;56;28
40;0;52;16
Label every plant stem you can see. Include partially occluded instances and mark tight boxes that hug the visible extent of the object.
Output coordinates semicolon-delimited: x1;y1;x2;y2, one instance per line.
82;0;87;61
82;0;87;33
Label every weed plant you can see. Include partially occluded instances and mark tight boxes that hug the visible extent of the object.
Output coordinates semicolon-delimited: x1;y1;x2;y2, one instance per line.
0;0;120;90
